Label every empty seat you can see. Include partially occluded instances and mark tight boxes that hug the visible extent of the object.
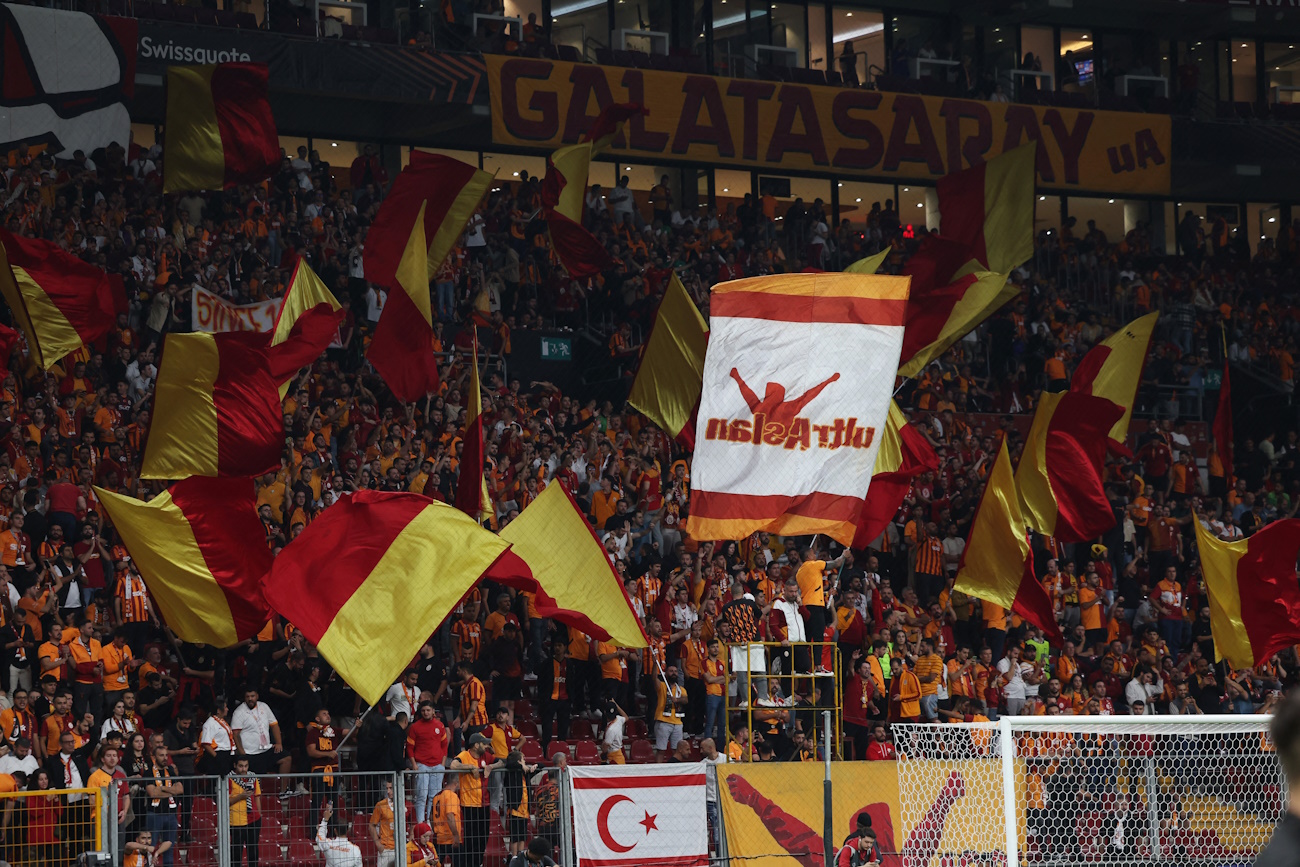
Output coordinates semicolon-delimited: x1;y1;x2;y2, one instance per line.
573;740;601;765
629;739;655;763
520;737;544;765
235;11;260;27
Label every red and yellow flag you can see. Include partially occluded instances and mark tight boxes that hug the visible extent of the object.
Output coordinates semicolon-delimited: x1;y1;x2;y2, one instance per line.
955;439;1061;643
365;152;493;401
852;401;938;548
935;141;1037;275
1014;390;1124;543
268;259;345;394
162;63;279;194
141;331;284;480
500;482;648;649
542;103;644;278
95;478;272;647
363;151;493;292
263;490;531;704
1070;311;1159;451
454;342;491;522
895;144;1035;376
1196;518;1300;669
0;229;125;370
628;274;709;446
369;201;440;402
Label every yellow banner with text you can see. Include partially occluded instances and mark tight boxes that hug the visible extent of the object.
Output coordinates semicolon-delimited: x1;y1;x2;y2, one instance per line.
487;56;1171;196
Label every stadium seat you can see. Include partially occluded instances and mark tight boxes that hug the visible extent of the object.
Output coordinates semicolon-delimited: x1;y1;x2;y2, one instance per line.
629;739;655;763
190;814;219;846
235;11;260;27
520;737;544;764
285;840;323;864
548;739;570;759
185;845;218;867
625;719;648;740
513;698;535;720
573;740;601;765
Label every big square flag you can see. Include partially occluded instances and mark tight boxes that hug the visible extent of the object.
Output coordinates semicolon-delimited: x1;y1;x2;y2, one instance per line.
686;273;909;546
569;763;708;867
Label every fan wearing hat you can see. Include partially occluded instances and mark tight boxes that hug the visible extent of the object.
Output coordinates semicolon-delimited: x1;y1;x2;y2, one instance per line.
407;821;438;867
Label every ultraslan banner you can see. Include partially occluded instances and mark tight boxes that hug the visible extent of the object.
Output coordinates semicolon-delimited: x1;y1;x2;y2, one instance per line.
488;56;1171;196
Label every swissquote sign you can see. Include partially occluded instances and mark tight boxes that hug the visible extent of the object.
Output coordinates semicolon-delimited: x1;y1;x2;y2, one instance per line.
487;56;1171;196
569;764;709;867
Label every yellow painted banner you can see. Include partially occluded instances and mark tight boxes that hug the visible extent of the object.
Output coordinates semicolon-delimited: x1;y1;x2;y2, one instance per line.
718;759;1009;867
719;762;904;867
487;56;1171;196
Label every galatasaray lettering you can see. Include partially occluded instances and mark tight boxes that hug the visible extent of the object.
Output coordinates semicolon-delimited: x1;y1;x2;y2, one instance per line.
487;56;1172;196
703;414;876;451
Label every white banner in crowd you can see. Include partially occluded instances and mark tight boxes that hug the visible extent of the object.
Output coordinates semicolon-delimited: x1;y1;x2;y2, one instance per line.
191;286;279;333
685;273;909;547
569;763;709;867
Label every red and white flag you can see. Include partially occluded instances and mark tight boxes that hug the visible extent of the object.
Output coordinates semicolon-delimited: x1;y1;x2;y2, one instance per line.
684;273;910;546
569;763;709;867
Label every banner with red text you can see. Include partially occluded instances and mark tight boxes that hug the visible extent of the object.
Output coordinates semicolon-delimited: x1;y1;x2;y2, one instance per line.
487;56;1171;196
685;273;907;546
569;763;709;867
191;286;279;333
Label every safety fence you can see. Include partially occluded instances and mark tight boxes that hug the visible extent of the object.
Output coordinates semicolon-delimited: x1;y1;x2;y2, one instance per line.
0;786;102;867
41;721;1284;867
892;715;1285;867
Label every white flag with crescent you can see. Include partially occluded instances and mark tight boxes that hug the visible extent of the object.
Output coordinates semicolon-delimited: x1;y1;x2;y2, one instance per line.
569;763;709;867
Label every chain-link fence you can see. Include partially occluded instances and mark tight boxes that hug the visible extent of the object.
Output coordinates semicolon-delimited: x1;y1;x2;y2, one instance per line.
0;785;103;867
894;716;1285;867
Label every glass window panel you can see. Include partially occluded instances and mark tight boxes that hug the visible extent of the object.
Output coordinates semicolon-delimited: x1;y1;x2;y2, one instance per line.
1018;25;1053;96
551;0;607;60
712;0;748;76
984;24;1016;99
483;152;548;184
897;183;929;233
769;3;806;66
831;7;882;87
1265;43;1300;102
808;1;827;75
1232;39;1257;103
1059;28;1092;92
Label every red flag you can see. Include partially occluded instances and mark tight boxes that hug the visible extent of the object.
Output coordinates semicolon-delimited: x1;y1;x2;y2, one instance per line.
852;402;938;549
163;63;279;193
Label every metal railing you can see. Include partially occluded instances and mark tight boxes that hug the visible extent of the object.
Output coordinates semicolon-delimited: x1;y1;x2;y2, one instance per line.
724;639;843;758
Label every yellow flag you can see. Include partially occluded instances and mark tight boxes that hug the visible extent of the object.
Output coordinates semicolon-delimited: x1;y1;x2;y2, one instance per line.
501;483;648;648
628;274;709;443
1070;311;1159;446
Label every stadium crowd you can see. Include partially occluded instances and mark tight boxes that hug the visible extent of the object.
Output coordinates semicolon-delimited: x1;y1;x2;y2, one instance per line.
0;138;1298;863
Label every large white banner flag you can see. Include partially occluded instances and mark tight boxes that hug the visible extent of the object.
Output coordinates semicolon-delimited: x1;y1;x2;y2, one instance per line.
570;763;709;867
191;286;279;333
685;273;909;546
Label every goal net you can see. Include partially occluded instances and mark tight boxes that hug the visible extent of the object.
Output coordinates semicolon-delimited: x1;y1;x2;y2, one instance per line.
892;716;1284;867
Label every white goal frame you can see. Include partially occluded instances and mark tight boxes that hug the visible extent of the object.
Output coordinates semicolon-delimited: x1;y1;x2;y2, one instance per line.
892;715;1283;867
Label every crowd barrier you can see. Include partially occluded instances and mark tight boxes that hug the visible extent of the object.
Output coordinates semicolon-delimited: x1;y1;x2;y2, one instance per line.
53;723;1288;867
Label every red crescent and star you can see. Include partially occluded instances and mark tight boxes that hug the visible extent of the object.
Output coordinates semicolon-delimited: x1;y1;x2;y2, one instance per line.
596;794;659;853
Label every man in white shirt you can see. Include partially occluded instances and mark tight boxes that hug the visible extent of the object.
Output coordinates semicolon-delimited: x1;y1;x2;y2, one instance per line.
0;737;37;776
317;802;363;866
701;737;727;849
199;699;237;777
607;176;635;225
384;670;420;722
364;285;387;325
771;579;808;691
230;688;291;791
996;645;1032;716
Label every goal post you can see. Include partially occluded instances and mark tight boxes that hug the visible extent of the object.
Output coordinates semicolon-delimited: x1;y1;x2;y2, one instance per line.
892;715;1284;867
